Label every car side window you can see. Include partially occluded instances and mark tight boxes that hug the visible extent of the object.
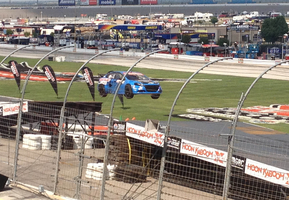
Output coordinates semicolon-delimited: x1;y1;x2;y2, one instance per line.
115;73;122;80
108;73;115;79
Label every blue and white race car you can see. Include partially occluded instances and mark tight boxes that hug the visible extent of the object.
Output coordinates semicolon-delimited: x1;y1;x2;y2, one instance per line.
98;71;162;99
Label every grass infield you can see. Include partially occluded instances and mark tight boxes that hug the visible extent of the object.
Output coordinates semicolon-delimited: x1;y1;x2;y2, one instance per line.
0;56;288;133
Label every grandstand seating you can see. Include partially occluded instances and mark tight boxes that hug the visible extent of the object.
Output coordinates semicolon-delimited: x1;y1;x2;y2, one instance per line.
229;0;255;3
190;0;287;3
191;0;216;4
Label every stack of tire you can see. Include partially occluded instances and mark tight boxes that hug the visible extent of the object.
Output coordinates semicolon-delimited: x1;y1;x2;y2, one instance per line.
114;164;147;183
85;163;116;180
67;134;93;149
41;135;51;150
109;135;147;183
85;138;93;149
50;134;74;150
22;134;51;150
22;134;41;150
108;135;129;165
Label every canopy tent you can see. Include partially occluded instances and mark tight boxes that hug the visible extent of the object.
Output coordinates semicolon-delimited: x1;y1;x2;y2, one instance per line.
202;44;219;48
98;24;162;31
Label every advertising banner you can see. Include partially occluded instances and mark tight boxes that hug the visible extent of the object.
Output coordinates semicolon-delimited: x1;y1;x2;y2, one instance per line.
99;0;116;5
245;159;289;188
10;61;21;90
140;0;157;5
126;123;164;147
167;136;181;150
113;121;126;135
42;65;58;96
81;66;95;101
0;101;28;116
122;0;138;5
58;0;75;6
80;0;89;5
232;154;246;171
181;139;227;167
98;24;162;31
89;0;97;5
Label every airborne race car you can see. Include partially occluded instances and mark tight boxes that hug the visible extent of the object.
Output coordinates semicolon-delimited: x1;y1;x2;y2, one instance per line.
98;71;162;99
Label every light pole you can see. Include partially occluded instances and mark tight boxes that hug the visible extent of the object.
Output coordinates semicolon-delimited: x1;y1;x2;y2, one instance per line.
210;34;213;57
282;33;288;61
224;42;227;57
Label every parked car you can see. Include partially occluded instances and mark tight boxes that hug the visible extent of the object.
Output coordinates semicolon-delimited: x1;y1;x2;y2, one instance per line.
98;71;162;99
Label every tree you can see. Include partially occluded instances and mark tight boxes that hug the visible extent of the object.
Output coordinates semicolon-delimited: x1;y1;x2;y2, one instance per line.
6;29;13;36
181;34;191;44
198;37;209;44
217;38;229;47
261;16;288;43
210;16;218;26
24;32;30;37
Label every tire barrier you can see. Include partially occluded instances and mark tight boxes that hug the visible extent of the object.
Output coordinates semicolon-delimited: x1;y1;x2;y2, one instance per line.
108;135;130;165
22;134;53;150
114;164;147;183
22;134;42;150
41;135;52;150
67;134;94;149
85;163;115;180
184;105;289;124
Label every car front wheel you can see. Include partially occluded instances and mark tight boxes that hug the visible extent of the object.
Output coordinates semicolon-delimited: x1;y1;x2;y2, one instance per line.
98;84;107;97
151;94;160;99
124;84;134;99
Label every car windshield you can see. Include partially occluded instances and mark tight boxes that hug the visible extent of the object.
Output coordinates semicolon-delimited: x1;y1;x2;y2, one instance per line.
126;73;150;81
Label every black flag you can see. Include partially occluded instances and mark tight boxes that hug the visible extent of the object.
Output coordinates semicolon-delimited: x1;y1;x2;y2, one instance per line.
81;66;95;101
42;65;58;96
10;61;21;90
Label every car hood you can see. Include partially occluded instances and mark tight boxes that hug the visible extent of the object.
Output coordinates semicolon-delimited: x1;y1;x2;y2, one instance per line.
138;80;159;84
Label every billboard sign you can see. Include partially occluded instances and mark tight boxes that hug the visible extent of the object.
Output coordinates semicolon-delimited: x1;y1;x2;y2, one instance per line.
80;0;89;5
89;0;97;5
99;0;115;5
140;0;157;5
58;0;75;6
245;159;289;188
126;123;164;147
0;102;28;116
122;0;138;5
113;121;126;134
181;139;227;167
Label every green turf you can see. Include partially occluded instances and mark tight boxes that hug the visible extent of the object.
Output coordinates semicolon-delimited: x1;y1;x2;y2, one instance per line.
1;56;289;133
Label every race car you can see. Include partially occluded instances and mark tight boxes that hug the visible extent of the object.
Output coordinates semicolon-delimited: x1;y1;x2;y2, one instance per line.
98;71;162;99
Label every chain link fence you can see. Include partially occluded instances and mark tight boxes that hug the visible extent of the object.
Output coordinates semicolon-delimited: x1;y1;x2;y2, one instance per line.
1;100;289;199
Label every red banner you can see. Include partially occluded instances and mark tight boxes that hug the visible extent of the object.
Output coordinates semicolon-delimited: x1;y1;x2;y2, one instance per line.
89;0;97;5
140;0;157;5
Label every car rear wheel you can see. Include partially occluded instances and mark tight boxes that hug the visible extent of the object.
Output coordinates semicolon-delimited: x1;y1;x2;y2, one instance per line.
124;84;134;99
151;94;160;99
98;84;107;97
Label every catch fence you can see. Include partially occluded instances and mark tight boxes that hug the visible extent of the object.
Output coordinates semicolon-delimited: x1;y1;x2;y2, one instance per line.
1;101;289;200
